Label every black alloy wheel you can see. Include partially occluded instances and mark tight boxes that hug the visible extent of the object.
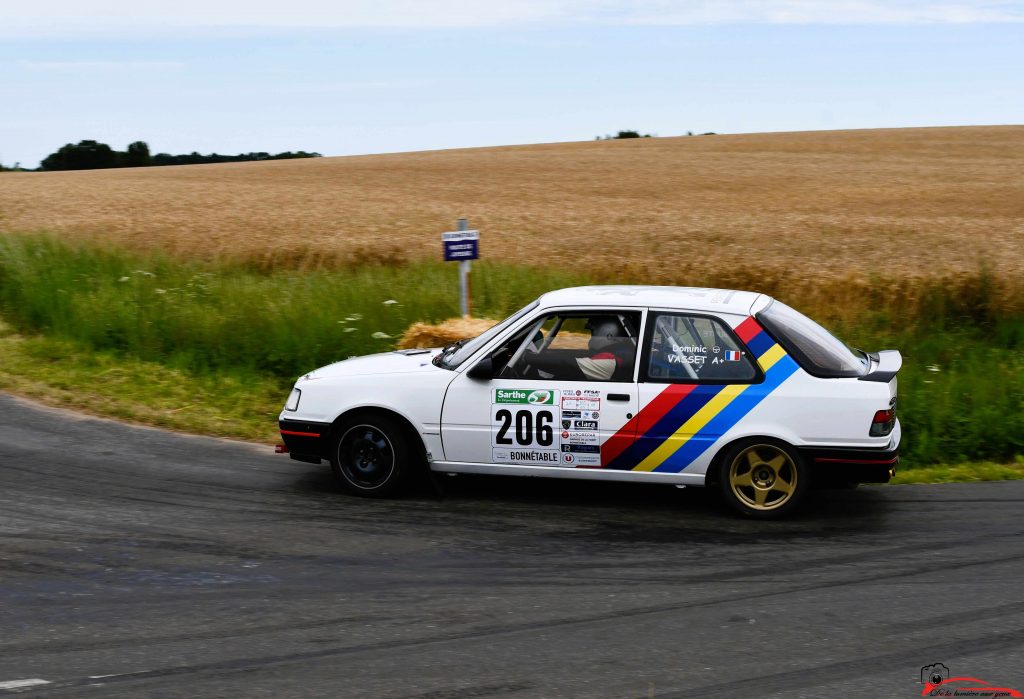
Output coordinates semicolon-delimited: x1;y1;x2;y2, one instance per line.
330;415;416;497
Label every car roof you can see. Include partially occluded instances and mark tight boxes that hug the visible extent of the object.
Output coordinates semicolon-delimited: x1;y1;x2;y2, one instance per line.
536;285;769;316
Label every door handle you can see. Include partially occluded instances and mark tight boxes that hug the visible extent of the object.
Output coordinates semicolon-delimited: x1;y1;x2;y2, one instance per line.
607;393;630;402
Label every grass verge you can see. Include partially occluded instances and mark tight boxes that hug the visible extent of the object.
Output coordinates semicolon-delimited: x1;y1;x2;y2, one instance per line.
894;459;1024;485
0;319;281;443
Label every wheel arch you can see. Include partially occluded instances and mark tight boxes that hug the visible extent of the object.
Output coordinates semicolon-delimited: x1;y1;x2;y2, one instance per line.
326;406;429;463
704;433;802;486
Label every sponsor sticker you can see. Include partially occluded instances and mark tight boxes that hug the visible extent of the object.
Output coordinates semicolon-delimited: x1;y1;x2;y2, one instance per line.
558;389;602;465
563;431;599;445
562;396;601;411
492;389;560;465
489;386;607;468
493;448;562;465
496;388;555;405
564;444;599;454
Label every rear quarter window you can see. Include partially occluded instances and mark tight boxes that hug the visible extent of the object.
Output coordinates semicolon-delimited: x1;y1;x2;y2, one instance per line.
756;301;867;378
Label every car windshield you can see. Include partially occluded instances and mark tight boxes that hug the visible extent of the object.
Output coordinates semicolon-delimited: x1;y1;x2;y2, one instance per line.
757;300;868;378
438;301;539;370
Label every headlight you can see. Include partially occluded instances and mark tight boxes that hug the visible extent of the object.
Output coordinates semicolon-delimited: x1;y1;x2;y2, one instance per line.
284;388;301;412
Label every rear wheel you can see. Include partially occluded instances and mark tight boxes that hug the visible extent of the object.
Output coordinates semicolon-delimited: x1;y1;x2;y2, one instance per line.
719;440;808;519
330;415;417;498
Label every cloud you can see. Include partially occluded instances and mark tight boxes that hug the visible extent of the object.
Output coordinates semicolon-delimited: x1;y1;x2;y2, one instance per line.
19;60;185;70
4;0;562;32
617;0;1024;24
4;0;1023;36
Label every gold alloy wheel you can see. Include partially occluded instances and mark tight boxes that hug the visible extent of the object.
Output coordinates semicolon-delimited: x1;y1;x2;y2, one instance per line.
728;444;799;511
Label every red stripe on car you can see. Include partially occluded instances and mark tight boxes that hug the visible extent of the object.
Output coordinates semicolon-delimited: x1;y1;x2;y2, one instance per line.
734;316;763;343
815;456;898;465
601;384;696;466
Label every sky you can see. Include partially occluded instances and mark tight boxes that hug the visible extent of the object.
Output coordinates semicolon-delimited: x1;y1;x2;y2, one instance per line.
2;0;1023;167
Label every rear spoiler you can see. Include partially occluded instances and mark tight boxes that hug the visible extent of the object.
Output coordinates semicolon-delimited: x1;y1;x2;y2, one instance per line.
859;350;902;382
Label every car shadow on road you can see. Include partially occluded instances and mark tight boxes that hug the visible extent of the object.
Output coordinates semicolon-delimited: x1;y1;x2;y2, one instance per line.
288;464;893;540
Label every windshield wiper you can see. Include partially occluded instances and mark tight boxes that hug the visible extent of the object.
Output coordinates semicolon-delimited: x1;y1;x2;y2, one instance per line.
433;338;470;368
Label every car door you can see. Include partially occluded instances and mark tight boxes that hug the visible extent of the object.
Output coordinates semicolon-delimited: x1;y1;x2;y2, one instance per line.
603;311;763;473
440;309;642;468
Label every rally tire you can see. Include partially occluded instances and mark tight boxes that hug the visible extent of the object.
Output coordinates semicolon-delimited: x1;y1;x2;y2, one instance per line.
718;439;809;519
330;414;416;498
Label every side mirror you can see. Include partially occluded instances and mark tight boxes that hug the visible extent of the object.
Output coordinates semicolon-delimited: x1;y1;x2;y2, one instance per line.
467;357;495;381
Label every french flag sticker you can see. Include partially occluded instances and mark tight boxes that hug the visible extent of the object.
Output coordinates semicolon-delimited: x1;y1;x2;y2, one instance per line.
724;350;741;361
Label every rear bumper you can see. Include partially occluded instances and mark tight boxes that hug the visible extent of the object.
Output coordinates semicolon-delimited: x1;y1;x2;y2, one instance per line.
279;419;330;464
800;444;899;484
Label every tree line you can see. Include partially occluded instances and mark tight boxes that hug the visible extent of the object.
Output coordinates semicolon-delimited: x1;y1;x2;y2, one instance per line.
33;140;321;171
595;130;716;140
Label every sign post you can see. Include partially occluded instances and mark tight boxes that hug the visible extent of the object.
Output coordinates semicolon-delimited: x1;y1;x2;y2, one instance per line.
442;218;479;317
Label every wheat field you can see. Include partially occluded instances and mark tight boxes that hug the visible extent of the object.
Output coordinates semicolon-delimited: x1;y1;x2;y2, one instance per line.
2;126;1022;287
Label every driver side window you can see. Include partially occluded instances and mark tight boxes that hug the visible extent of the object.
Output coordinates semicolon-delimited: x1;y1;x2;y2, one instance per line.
497;311;640;382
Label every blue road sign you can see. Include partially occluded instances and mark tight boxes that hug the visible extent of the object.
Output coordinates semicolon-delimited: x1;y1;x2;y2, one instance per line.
442;229;480;261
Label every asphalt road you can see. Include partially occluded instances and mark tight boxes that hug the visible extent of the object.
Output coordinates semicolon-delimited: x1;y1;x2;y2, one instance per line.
2;392;1023;698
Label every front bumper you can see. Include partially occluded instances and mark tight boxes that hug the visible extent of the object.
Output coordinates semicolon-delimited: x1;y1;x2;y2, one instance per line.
279;419;331;464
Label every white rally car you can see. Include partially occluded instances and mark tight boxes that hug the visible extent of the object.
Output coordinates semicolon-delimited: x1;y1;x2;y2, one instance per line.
278;286;901;518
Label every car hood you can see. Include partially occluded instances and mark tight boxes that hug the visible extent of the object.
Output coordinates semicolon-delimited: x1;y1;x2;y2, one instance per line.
302;349;444;380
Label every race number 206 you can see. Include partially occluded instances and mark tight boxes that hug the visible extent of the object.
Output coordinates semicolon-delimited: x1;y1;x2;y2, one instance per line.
493;408;554;447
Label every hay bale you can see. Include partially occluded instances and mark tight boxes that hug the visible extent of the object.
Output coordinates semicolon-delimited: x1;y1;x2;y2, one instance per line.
398;317;498;349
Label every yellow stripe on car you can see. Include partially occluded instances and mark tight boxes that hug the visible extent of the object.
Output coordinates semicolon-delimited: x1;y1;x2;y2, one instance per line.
632;342;786;473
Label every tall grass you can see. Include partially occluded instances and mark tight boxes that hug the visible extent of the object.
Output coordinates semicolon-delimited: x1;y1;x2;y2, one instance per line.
0;235;585;377
0;234;1020;467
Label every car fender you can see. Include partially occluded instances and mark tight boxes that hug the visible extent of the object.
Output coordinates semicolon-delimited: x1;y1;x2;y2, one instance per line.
688;420;804;479
285;370;457;460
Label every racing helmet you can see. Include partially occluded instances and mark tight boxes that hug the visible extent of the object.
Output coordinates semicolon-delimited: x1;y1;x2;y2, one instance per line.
587;318;624;352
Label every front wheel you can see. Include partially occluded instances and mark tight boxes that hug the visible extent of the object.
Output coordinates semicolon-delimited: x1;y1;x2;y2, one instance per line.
718;440;809;519
330;415;416;498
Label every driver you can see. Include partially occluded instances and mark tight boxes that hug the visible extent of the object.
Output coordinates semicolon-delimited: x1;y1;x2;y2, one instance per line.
530;318;632;381
576;319;630;380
